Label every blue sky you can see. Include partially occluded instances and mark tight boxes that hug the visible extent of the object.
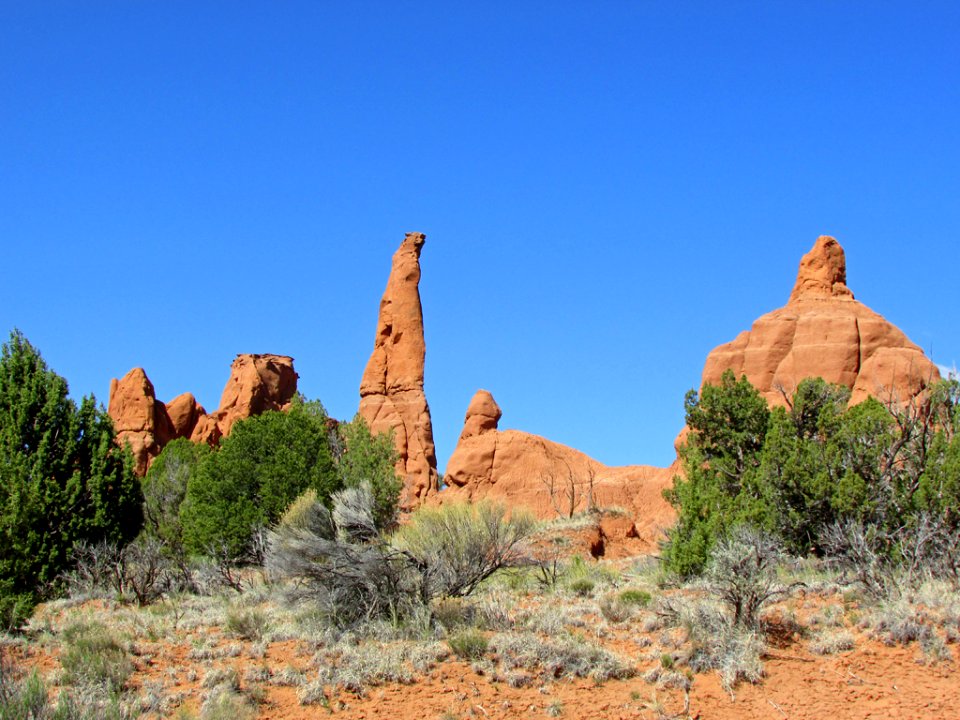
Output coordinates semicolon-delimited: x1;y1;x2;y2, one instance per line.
1;2;957;470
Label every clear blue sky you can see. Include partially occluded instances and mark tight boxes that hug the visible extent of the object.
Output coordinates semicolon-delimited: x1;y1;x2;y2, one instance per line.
1;2;957;470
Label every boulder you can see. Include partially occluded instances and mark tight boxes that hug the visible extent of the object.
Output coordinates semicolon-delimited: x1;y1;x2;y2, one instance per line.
214;354;298;437
165;392;204;439
359;232;439;508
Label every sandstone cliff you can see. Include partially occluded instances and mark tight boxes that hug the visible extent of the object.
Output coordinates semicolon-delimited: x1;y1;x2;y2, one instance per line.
359;232;439;508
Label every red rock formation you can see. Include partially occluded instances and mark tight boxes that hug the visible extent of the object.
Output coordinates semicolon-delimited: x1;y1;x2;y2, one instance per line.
108;354;298;474
441;390;674;550
108;368;175;475
359;232;439;508
165;392;204;439
212;354;298;437
702;236;939;407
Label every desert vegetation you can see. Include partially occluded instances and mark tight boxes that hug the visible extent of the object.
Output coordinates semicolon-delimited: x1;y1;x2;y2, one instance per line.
0;329;958;719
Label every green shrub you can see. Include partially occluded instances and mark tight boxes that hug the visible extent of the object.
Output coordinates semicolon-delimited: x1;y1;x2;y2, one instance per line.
181;399;339;562
142;438;210;553
59;621;133;692
569;579;594;597
335;415;403;530
619;589;652;607
448;629;489;660
662;372;960;580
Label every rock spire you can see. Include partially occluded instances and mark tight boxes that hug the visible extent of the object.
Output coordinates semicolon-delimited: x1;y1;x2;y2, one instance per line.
359;232;439;507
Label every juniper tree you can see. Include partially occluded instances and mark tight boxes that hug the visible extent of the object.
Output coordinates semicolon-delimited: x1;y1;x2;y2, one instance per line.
0;330;141;626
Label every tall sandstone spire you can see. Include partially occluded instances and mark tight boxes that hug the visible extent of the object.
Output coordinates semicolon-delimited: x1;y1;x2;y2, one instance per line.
359;232;439;507
702;235;939;406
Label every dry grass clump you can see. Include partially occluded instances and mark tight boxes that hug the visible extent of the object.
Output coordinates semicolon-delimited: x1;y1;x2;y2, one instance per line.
489;631;634;682
447;629;488;660
199;684;257;720
224;606;269;642
866;601;929;646
59;620;133;694
809;629;855;655
302;640;449;698
656;595;765;695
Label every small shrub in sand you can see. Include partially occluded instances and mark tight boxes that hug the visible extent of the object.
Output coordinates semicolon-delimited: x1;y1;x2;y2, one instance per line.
199;685;257;720
489;631;634;682
224;606;269;641
59;621;133;694
619;589;652;607
809;629;855;655
447;629;489;660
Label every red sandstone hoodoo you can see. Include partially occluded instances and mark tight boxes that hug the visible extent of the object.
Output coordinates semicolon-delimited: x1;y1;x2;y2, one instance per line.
701;235;939;407
108;353;297;474
358;232;440;508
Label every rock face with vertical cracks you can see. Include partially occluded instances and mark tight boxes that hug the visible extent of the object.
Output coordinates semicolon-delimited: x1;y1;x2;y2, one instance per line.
108;353;297;474
359;232;439;508
702;236;939;407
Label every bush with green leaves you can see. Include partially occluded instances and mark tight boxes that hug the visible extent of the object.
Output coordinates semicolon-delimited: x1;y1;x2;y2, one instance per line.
180;398;339;562
662;370;960;579
179;401;403;568
0;330;142;627
335;415;403;531
141;438;210;553
396;501;535;600
662;370;771;577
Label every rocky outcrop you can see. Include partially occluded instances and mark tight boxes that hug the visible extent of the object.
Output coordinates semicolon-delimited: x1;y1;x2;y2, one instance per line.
165;392;204;439
108;368;175;475
441;390;674;550
108;354;298;474
702;236;939;407
212;354;298;437
359;232;439;508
